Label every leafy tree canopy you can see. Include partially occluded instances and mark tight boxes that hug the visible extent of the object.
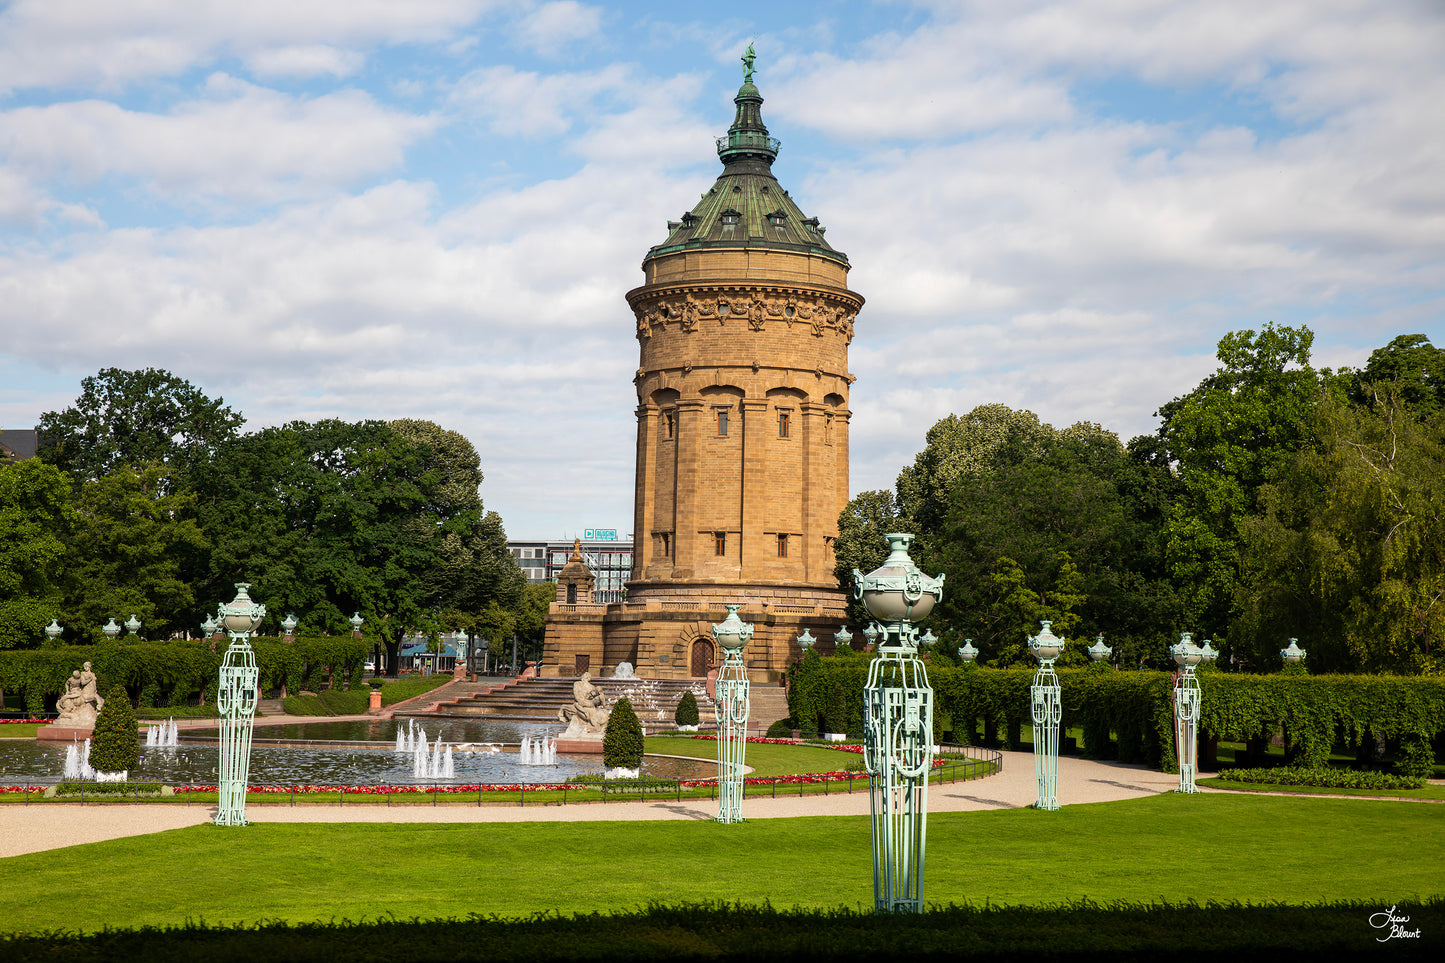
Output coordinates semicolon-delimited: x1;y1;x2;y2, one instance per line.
0;459;74;649
38;368;243;482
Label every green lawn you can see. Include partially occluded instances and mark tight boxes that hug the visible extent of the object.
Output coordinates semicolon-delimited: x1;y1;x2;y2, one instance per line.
0;724;42;739
644;735;863;776
1;793;1439;936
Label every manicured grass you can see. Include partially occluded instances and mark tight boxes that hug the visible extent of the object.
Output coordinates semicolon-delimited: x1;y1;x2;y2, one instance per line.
643;735;862;777
1;793;1439;935
0;724;42;739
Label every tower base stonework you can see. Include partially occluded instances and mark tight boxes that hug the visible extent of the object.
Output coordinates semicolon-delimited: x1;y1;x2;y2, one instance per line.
542;588;845;683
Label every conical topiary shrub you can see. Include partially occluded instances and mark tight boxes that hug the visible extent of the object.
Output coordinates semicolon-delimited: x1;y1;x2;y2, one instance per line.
674;690;700;728
90;683;139;776
603;697;644;771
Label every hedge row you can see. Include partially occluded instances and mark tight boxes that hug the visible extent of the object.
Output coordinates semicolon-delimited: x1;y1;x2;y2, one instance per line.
0;637;368;714
786;656;1445;772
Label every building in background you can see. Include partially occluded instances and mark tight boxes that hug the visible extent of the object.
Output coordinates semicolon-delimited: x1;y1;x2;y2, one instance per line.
508;534;634;604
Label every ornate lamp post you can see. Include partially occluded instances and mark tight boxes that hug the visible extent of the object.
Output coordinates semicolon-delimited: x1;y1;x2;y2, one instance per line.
44;619;63;644
124;614;141;637
1280;638;1306;667
712;604;754;824
102;618;121;641
1028;621;1065;811
835;625;853;651
215;583;264;826
958;639;978;664
854;533;945;913
281;613;298;642
1088;635;1112;663
796;628;816;655
1170;632;1203;794
862;622;880;650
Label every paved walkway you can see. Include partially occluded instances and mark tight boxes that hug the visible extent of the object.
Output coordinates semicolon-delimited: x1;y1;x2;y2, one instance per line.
0;751;1186;858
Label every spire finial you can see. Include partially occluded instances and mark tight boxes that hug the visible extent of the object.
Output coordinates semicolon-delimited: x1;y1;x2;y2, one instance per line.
742;41;756;84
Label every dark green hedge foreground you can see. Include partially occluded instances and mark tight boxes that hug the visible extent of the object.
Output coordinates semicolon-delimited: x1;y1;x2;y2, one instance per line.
1;900;1439;962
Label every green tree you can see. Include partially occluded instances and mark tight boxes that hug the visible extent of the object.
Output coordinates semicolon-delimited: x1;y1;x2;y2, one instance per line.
833;489;901;621
38;368;243;482
1347;333;1444;417
0;459;75;649
922;421;1179;667
89;683;139;775
62;463;207;641
893;404;1054;541
603;697;644;771
1236;383;1445;673
1156;324;1322;636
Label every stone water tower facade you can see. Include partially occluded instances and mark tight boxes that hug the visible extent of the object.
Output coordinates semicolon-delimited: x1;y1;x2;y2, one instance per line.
543;56;862;682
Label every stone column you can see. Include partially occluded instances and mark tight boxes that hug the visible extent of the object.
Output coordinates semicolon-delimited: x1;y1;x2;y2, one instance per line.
672;398;705;578
739;398;770;579
633;402;657;577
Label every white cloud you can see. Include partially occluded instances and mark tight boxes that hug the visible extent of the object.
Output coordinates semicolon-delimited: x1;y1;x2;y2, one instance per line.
245;45;367;79
513;2;604;57
0;0;500;92
0;76;437;204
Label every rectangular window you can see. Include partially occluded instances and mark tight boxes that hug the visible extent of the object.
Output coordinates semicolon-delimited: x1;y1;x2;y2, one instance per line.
715;532;727;556
777;533;788;558
659;533;670;557
778;411;790;438
717;409;729;436
665;411;675;439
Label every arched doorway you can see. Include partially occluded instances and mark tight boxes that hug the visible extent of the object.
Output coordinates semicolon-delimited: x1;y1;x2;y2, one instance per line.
690;639;714;677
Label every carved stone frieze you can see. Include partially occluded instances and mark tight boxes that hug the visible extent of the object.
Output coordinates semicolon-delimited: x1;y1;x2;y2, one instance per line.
631;287;858;343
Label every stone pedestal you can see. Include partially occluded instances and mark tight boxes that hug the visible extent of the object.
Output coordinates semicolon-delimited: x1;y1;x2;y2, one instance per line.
554;736;605;755
37;725;94;743
368;689;383;711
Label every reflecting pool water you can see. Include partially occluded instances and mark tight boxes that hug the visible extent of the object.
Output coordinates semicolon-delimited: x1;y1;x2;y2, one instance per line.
0;718;715;786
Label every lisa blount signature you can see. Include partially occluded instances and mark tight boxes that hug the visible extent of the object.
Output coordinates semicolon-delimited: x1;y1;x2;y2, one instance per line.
1369;905;1422;942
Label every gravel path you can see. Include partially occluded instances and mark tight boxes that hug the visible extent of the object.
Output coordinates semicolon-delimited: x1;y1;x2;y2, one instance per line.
0;751;1185;858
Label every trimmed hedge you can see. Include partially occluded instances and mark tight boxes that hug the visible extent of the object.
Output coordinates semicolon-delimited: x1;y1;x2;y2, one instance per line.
674;690;700;727
603;698;644;770
89;683;139;775
787;657;1445;773
1216;766;1428;791
0;637;367;713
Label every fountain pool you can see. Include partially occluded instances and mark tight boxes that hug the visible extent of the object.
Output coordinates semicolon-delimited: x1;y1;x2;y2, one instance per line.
0;717;714;786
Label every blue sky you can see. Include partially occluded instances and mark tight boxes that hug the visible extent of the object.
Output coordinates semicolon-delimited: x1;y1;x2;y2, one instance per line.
2;0;1442;539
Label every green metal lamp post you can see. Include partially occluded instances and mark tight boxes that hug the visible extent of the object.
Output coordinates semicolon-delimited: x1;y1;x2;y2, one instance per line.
102;618;121;641
44;619;63;644
1170;632;1203;794
958;639;977;663
854;533;945;913
1029;621;1065;810
124;614;141;637
835;625;853;651
712;604;753;824
216;583;265;826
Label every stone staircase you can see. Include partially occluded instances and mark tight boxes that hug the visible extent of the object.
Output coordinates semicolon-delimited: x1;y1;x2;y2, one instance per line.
746;684;791;736
413;676;718;728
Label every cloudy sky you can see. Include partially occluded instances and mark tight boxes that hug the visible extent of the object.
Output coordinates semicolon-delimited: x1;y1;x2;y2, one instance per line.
2;0;1441;539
